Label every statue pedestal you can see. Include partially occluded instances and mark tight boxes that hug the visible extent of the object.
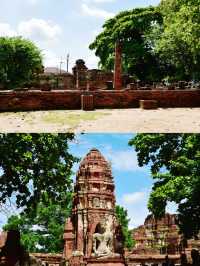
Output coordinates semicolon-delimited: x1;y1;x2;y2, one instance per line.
86;257;125;266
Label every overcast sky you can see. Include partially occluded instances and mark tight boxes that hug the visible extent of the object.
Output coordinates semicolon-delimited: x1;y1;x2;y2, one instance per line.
0;0;160;71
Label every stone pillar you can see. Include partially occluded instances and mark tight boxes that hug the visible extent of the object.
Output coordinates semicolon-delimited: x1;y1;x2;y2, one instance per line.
72;59;88;90
114;41;122;90
63;218;74;260
81;94;94;111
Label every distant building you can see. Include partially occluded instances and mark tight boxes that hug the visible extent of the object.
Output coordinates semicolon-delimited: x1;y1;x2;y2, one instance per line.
44;67;67;75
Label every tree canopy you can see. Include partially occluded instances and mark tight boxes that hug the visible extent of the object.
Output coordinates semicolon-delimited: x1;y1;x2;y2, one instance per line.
3;194;72;253
89;7;164;81
129;134;200;239
115;205;135;250
0;37;43;89
90;0;200;81
0;134;78;216
156;0;200;81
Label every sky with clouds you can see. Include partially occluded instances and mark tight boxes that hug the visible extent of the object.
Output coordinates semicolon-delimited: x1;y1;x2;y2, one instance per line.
69;134;177;229
0;0;160;71
0;133;177;229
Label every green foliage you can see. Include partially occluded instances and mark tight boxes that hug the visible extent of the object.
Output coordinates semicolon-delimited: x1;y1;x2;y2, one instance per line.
90;0;200;81
115;205;135;250
129;134;200;239
89;7;165;81
3;194;72;253
0;133;78;216
156;0;200;80
0;37;43;89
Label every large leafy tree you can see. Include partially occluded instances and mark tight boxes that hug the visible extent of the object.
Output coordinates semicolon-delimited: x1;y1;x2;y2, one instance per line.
129;134;200;239
0;37;43;89
3;194;72;253
90;0;200;82
0;134;78;216
115;205;135;250
156;0;200;80
89;7;165;81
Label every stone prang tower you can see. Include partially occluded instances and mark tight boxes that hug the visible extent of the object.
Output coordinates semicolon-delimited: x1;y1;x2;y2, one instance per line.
63;148;124;266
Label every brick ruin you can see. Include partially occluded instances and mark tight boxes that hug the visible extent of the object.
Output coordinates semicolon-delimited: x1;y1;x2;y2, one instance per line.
63;148;125;266
0;41;200;111
17;59;200;92
132;214;181;255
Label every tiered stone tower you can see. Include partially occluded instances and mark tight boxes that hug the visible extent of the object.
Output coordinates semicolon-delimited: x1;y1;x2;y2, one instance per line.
63;148;125;266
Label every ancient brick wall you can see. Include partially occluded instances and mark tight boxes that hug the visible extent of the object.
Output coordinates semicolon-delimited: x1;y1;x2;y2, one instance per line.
0;89;200;111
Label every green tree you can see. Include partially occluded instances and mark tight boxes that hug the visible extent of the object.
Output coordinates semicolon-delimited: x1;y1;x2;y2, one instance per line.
0;37;43;89
155;0;200;80
89;7;165;81
115;205;135;250
3;193;72;253
0;134;78;216
129;134;200;239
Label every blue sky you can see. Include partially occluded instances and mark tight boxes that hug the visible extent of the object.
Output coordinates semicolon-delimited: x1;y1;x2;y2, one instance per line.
0;0;160;71
0;133;176;229
69;133;153;228
69;134;177;228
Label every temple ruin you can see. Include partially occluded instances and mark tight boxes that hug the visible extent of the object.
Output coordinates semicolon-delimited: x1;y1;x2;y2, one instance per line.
0;40;200;111
63;148;125;266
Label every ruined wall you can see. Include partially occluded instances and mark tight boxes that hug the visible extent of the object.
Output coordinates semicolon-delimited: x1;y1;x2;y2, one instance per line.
0;89;199;111
132;214;180;256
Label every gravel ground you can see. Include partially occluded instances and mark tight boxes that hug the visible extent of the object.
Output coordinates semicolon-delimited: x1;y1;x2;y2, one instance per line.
0;108;200;133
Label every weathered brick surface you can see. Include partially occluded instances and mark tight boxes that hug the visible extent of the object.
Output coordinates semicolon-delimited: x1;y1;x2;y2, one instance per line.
93;90;200;109
0;89;200;111
0;90;82;111
86;257;125;266
139;100;158;109
81;94;94;111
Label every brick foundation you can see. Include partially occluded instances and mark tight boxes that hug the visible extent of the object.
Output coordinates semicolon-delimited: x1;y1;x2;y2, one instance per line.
0;89;200;111
86;257;125;266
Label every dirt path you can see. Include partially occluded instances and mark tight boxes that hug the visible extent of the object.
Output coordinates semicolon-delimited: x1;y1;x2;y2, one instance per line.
0;108;199;133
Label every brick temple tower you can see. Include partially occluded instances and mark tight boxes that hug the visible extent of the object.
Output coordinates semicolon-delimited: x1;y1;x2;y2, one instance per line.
63;148;125;266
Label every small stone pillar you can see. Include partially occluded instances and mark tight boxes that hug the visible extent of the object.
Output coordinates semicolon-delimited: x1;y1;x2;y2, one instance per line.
72;59;88;90
81;94;94;111
140;100;158;109
114;41;122;90
63;218;74;260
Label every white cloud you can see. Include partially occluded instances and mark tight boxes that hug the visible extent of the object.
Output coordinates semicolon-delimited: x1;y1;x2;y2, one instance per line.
119;189;150;228
83;0;116;3
86;53;99;69
27;0;39;5
122;191;146;204
0;23;17;37
0;19;62;44
93;0;116;2
43;50;60;67
18;18;62;42
81;3;115;19
0;19;63;67
109;150;144;172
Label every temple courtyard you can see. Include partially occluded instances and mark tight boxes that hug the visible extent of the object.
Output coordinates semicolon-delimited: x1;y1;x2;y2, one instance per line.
0;107;200;132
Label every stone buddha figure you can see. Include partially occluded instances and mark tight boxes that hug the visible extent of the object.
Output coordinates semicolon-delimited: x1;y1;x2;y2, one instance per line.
92;216;114;258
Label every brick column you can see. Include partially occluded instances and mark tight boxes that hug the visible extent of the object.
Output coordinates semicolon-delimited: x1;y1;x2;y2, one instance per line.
63;218;74;260
114;41;122;90
72;59;88;90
